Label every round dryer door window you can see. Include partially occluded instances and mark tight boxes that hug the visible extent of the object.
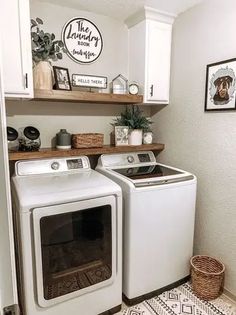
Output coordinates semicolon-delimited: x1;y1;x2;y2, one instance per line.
62;18;103;64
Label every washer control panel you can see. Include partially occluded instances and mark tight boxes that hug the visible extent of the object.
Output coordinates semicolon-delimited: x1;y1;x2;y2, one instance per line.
15;156;90;176
99;151;156;168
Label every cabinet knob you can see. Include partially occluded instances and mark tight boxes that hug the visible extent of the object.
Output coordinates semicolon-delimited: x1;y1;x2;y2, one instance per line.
150;84;154;97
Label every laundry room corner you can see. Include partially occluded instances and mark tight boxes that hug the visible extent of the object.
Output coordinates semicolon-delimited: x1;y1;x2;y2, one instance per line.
151;0;236;297
0;0;236;314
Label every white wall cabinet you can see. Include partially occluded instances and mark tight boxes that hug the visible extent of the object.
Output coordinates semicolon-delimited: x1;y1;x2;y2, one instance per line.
128;13;173;104
0;0;33;98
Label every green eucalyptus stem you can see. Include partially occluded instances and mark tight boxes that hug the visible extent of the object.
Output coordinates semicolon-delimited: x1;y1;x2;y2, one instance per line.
31;17;67;63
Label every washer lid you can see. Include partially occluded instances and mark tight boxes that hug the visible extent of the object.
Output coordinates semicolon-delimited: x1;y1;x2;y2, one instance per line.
12;169;121;212
112;164;183;180
107;163;195;187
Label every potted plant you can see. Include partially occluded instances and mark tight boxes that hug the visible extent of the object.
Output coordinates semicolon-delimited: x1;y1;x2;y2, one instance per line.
113;106;152;145
31;17;67;90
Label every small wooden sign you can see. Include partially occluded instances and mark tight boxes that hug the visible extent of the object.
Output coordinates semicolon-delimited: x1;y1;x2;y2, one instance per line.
72;74;107;89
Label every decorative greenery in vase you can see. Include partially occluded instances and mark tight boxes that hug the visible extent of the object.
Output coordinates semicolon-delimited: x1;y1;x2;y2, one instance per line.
112;106;153;131
31;17;67;64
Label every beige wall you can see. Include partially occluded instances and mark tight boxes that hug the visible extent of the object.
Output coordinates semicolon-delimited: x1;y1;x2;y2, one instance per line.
152;0;236;295
7;0;236;296
6;0;143;147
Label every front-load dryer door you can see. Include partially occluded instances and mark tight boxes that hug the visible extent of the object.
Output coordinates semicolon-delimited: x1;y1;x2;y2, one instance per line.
32;196;117;308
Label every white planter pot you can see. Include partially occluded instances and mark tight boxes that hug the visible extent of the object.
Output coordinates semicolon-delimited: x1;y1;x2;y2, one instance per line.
128;129;143;145
33;61;53;90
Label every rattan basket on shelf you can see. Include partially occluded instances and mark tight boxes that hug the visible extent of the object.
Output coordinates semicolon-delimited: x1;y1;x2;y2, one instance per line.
72;133;104;148
190;255;225;301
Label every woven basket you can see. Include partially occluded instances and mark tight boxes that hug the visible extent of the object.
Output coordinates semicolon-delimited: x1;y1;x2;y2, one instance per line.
72;133;104;148
190;255;225;300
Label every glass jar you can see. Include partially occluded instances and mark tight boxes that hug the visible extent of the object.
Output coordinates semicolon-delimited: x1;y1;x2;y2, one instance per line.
7;127;19;152
18;126;41;151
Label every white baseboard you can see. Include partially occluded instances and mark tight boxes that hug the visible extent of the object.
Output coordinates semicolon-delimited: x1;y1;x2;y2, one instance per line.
223;288;236;304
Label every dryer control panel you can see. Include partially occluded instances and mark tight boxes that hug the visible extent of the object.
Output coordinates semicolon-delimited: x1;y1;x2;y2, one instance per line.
15;156;90;176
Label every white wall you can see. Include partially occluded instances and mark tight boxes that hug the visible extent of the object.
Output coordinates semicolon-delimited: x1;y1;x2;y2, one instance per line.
30;0;128;86
6;0;143;147
152;0;236;295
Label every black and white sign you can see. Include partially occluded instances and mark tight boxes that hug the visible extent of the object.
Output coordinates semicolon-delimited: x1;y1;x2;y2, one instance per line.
72;74;107;89
62;18;103;64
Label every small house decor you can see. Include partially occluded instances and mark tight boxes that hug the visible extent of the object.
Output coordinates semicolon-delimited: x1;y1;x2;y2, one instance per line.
112;106;152;145
31;17;67;90
62;18;103;64
112;74;128;94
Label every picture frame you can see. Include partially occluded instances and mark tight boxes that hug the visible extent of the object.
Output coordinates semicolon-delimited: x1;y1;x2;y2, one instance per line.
115;126;129;146
53;66;72;91
205;58;236;111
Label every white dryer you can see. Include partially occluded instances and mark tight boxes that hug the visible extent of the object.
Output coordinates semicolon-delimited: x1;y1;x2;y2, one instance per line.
96;151;197;304
11;156;122;315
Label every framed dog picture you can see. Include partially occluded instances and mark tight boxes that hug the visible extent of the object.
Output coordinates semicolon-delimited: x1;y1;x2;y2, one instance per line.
115;126;129;146
205;58;236;111
53;66;72;91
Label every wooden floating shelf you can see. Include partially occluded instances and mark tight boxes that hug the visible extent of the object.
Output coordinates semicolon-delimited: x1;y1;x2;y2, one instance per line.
33;89;143;104
9;143;165;161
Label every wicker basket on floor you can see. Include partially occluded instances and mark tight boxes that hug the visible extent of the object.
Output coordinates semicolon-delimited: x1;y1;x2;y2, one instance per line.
72;133;104;148
190;255;225;301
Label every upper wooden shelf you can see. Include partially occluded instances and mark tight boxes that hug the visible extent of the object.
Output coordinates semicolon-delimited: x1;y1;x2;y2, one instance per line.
33;89;143;104
9;143;164;161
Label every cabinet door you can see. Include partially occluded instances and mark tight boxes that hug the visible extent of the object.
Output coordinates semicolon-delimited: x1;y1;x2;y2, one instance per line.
145;20;172;104
128;20;146;96
0;48;18;313
0;0;33;98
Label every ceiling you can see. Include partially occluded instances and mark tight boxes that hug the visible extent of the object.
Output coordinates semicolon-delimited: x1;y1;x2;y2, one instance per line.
37;0;204;20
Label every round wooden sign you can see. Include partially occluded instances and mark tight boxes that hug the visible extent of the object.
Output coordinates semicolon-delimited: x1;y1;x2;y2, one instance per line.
62;18;103;64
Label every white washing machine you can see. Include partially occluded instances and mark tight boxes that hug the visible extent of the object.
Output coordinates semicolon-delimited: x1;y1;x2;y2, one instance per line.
11;156;122;315
96;151;197;304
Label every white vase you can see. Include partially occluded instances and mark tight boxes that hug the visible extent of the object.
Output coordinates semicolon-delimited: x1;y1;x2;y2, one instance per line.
33;61;53;90
128;129;143;145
